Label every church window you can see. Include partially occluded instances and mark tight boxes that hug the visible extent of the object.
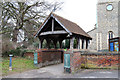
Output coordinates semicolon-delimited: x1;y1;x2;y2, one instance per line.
108;31;113;39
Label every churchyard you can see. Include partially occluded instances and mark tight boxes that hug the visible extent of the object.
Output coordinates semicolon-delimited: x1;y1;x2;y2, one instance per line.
1;0;120;79
1;57;38;76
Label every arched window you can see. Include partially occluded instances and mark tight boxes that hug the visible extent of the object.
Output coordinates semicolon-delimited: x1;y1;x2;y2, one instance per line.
108;31;113;39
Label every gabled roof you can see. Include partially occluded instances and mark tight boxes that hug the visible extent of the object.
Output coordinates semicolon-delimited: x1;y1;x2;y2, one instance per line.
34;13;92;39
87;27;97;33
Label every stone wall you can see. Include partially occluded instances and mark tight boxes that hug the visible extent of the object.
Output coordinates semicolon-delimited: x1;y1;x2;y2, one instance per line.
118;1;120;37
88;0;119;51
97;1;118;50
87;28;97;50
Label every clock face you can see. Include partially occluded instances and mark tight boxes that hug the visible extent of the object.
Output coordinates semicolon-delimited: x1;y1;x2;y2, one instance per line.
107;4;113;11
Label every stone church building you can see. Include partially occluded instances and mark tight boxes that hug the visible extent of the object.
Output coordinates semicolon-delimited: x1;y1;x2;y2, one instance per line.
88;0;120;51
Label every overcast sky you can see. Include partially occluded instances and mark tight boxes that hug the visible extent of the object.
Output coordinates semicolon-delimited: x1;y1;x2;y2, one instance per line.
52;0;97;32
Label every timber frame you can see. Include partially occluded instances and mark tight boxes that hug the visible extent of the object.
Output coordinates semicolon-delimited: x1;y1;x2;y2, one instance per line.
34;13;92;49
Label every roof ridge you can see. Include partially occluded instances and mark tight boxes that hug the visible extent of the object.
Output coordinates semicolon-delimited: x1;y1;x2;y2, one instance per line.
52;13;78;26
87;28;97;33
52;13;86;29
52;13;91;38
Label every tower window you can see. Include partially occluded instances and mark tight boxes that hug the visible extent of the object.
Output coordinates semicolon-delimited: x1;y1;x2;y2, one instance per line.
108;31;113;39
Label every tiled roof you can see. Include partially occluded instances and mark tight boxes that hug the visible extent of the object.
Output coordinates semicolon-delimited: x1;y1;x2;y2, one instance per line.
34;13;92;39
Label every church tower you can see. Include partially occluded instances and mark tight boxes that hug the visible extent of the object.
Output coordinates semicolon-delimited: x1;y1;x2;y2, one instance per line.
88;0;119;51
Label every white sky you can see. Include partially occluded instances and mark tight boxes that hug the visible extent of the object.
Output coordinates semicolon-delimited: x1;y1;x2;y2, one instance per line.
52;0;97;32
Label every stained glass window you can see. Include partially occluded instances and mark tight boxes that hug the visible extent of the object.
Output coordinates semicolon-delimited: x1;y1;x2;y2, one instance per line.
110;42;114;51
114;42;119;52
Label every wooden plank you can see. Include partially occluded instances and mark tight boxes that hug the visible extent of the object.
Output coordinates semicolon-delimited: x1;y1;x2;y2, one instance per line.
52;15;72;35
52;19;54;32
35;16;51;37
80;38;82;49
40;30;68;36
70;37;74;49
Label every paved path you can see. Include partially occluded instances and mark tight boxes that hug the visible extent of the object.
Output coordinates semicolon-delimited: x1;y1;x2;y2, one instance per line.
2;63;119;78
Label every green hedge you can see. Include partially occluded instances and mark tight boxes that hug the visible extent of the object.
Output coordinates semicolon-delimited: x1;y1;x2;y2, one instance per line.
2;47;36;57
2;47;26;57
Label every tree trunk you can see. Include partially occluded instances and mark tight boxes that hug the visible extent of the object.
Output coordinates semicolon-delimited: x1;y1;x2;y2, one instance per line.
12;28;19;43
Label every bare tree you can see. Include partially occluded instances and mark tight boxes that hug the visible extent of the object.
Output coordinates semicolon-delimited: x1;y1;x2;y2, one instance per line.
1;1;63;48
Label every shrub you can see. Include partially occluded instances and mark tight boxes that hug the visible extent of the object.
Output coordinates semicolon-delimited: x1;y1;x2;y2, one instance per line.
81;63;85;68
2;39;15;54
33;42;39;49
2;47;26;57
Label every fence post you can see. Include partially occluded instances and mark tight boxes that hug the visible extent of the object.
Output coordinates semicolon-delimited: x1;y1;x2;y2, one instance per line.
34;51;38;65
9;54;13;71
64;50;71;73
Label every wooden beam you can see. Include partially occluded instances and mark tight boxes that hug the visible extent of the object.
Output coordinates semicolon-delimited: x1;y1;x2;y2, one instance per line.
70;37;75;49
40;30;67;36
52;15;72;35
39;40;41;49
80;38;82;49
59;40;63;48
84;39;86;49
77;37;80;49
39;39;43;49
35;16;51;37
52;19;54;32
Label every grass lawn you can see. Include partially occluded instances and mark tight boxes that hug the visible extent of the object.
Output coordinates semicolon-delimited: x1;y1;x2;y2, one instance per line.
2;57;38;76
0;58;2;76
